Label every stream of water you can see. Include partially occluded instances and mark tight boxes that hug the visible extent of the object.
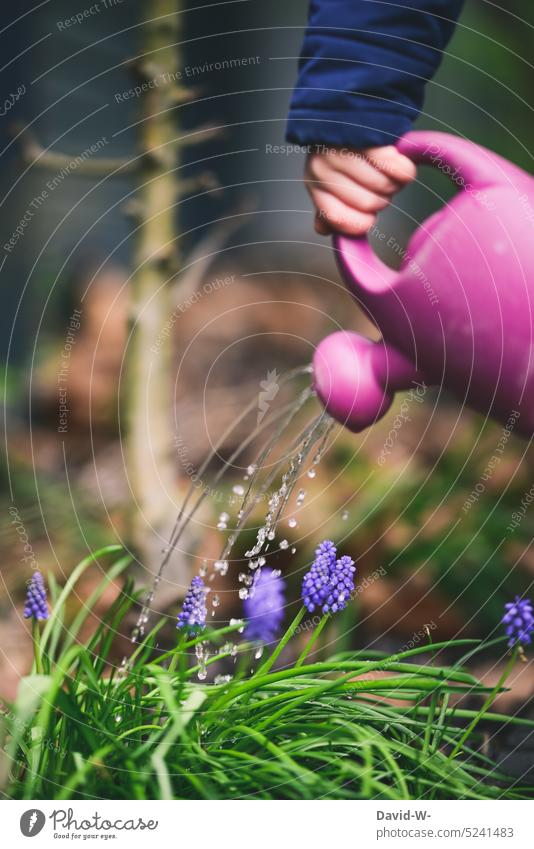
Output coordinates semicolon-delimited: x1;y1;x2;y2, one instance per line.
129;365;335;668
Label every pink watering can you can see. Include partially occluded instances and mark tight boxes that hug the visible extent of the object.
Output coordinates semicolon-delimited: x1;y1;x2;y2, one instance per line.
313;131;534;437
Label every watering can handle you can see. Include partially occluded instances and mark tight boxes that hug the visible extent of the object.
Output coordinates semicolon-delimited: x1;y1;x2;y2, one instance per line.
333;130;507;295
396;130;506;189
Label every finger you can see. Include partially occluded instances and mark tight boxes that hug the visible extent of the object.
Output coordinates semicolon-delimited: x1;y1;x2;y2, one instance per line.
312;189;377;236
309;158;391;214
307;156;392;213
326;151;401;195
364;146;417;183
314;212;331;235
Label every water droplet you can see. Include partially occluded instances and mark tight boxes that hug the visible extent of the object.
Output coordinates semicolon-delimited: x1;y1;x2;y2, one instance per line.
212;594;220;608
199;560;208;577
114;714;122;723
271;569;282;578
307;468;316;479
219;512;230;523
291;547;296;554
232;484;245;496
280;539;289;550
214;674;232;685
254;645;264;660
288;517;297;528
267;530;275;541
197;664;207;681
214;559;228;576
230;618;244;629
247;464;256;476
239;587;249;600
342;510;349;521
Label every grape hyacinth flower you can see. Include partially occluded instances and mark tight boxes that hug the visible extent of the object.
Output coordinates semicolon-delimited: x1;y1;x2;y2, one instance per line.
177;576;207;634
302;540;356;615
23;571;49;621
502;596;534;647
301;540;337;612
323;555;356;614
244;567;285;643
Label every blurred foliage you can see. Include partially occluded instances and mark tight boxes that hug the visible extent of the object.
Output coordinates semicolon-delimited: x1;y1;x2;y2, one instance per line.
431;0;534;168
321;407;534;635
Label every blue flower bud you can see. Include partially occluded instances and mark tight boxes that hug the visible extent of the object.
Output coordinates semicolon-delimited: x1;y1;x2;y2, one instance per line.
244;567;285;643
302;541;355;615
23;571;49;621
502;596;534;647
177;576;207;634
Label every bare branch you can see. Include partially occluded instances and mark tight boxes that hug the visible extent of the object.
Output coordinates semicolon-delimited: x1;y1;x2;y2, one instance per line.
169;86;201;104
177;171;220;198
179;124;224;147
13;122;139;177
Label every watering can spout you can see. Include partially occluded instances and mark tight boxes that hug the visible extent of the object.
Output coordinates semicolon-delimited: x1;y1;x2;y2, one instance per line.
313;332;422;433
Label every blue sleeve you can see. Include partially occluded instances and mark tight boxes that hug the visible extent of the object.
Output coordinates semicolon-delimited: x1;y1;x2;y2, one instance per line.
286;0;464;149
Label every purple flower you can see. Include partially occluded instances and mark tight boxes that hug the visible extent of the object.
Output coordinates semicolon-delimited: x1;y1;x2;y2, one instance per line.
502;596;534;647
322;555;356;614
302;541;356;615
244;567;285;643
316;540;337;559
301;540;337;612
23;571;49;621
177;576;207;634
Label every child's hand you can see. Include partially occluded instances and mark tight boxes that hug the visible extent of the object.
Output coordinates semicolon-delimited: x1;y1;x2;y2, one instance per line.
304;145;417;236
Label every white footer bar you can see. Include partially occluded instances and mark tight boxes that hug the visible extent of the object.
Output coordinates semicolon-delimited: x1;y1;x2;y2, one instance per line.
3;799;534;848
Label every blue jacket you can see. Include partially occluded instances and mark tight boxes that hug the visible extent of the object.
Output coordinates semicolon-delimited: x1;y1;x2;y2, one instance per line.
286;0;464;149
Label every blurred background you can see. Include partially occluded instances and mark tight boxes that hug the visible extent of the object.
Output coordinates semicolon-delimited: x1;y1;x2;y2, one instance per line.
1;0;534;712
